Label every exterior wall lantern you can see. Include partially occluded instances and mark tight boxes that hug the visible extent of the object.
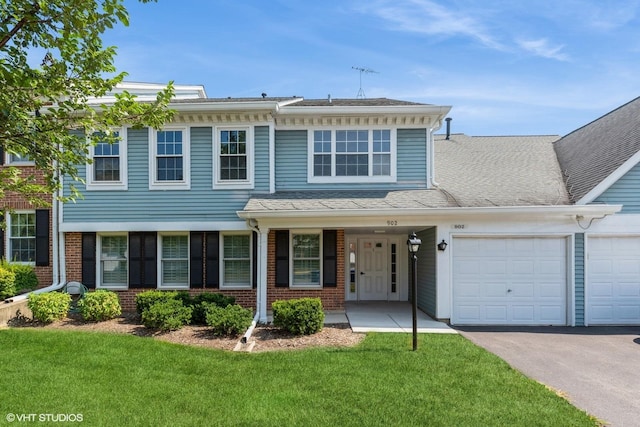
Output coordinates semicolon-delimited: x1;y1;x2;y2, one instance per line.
437;239;448;251
407;232;422;351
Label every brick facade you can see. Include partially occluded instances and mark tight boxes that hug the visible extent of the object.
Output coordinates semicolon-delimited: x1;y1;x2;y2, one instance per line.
266;229;345;311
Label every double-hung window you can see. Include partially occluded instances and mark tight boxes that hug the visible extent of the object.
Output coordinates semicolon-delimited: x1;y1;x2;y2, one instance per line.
214;127;253;189
309;129;396;183
150;127;190;190
221;233;252;289
98;234;128;289
291;232;321;288
159;234;189;288
87;129;127;190
8;212;36;263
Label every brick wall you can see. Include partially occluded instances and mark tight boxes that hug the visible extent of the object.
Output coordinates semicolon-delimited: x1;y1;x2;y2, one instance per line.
267;229;345;311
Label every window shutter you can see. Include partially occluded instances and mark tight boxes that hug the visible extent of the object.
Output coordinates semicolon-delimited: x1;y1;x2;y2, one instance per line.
0;212;4;259
0;146;4;165
35;209;50;266
323;230;337;287
190;231;204;288
143;232;157;287
129;232;157;288
129;233;143;288
252;231;258;289
275;230;289;287
205;231;219;288
81;233;96;288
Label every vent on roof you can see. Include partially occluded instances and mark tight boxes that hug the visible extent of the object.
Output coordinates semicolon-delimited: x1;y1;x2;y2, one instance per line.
445;117;452;140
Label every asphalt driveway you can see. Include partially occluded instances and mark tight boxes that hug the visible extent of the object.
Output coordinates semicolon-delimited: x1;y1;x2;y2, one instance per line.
455;326;640;427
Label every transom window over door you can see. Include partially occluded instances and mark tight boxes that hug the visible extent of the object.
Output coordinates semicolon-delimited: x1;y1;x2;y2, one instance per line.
308;129;396;183
214;127;254;189
150;127;190;190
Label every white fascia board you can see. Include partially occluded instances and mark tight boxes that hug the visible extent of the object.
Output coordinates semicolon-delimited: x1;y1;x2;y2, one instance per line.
576;149;640;204
60;221;249;233
237;204;622;221
169;99;298;112
277;104;451;117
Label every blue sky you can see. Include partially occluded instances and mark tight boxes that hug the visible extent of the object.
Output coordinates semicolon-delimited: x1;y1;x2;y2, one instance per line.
105;0;640;136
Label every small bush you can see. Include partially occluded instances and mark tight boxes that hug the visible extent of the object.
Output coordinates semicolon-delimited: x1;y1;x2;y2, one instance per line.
141;299;192;331
5;261;38;294
191;293;236;325
77;290;122;321
272;298;325;335
0;265;17;300
28;292;71;323
135;290;178;315
205;304;253;336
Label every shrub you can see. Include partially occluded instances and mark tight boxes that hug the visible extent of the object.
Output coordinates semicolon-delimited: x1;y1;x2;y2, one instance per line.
0;265;17;300
272;298;325;335
141;299;192;331
135;290;178;315
191;293;236;325
77;290;122;321
28;292;71;323
205;304;253;336
4;261;38;294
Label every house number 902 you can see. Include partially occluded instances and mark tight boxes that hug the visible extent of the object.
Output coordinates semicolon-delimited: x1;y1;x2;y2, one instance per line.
386;220;398;226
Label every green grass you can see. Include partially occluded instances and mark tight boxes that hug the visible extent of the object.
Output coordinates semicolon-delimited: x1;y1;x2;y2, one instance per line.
0;330;598;427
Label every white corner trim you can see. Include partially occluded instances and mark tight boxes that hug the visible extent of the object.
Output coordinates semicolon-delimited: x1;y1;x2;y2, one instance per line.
576;149;640;204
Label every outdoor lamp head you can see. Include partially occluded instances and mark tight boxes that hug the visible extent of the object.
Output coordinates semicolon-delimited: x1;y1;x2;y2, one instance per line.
407;232;422;254
437;240;448;251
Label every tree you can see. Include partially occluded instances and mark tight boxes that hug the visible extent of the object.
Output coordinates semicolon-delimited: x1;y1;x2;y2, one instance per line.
0;0;175;205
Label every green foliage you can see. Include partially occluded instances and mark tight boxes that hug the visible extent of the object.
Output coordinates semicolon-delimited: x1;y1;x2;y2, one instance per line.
135;290;178;315
0;265;17;299
77;290;121;321
27;292;71;323
141;299;192;331
191;293;236;325
205;304;253;337
0;0;175;205
0;260;38;294
272;298;325;335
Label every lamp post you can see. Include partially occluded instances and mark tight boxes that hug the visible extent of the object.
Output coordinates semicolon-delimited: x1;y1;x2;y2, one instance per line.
407;232;422;351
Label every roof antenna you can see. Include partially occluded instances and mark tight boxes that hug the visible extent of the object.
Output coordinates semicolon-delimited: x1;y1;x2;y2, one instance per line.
352;66;379;99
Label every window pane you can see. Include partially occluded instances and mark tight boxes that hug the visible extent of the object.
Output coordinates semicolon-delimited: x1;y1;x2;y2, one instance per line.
292;233;321;286
373;154;391;176
9;213;36;262
101;236;127;285
293;260;320;285
162;235;188;285
293;234;320;258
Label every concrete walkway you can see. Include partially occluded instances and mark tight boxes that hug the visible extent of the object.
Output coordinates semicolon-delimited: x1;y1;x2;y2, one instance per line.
343;302;456;334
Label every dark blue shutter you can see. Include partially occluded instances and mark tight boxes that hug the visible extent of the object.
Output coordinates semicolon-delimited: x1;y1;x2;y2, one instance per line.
190;231;204;288
205;232;219;288
323;230;337;287
81;233;96;288
275;230;289;287
35;209;49;266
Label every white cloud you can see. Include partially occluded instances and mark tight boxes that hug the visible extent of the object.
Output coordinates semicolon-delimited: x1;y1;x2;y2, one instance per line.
517;38;569;61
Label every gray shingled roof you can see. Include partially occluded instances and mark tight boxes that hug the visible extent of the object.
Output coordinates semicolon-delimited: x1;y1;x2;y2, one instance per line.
554;96;640;203
290;98;428;107
242;133;567;213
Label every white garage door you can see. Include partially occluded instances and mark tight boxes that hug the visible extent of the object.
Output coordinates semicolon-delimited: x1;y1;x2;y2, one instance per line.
587;237;640;325
452;237;567;325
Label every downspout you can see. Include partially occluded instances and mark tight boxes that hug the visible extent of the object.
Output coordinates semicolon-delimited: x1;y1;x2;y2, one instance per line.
428;117;446;188
242;218;263;343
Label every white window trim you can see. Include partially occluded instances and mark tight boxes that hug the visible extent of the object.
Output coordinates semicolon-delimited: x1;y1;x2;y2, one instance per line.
6;210;36;265
213;125;254;190
290;229;323;289
157;232;190;289
307;128;397;184
86;127;128;191
6;153;35;166
149;126;191;190
220;231;253;290
96;233;129;290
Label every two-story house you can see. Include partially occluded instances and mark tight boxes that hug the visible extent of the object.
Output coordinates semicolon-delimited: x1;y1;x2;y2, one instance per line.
55;83;640;326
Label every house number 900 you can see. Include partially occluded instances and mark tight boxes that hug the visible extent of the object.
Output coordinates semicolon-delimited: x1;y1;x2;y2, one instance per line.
386;220;398;226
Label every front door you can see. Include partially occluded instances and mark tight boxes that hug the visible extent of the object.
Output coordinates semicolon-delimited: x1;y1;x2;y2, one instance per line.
358;238;388;300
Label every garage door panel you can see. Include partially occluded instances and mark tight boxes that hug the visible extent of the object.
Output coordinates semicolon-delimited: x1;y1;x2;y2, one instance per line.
587;237;640;325
453;237;567;325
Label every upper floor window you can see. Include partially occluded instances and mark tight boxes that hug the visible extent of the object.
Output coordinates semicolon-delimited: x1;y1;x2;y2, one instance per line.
308;129;396;183
8;212;36;263
213;127;253;189
221;233;252;289
150;127;190;190
86;129;128;190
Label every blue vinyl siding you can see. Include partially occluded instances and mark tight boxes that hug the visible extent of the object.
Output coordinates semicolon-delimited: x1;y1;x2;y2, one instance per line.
594;162;640;212
416;227;437;317
63;126;264;224
274;128;428;190
574;233;585;326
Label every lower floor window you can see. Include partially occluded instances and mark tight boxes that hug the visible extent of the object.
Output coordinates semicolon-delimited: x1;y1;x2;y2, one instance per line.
292;233;321;287
9;212;35;262
160;234;189;287
222;233;251;288
100;235;128;288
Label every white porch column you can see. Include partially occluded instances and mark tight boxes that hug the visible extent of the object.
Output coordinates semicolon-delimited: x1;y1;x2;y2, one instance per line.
257;228;269;323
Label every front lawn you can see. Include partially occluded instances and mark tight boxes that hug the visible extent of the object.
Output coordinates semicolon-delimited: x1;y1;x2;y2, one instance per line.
0;330;598;426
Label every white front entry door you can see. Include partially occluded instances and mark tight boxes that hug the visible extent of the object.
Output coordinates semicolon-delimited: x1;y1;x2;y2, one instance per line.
358;238;388;300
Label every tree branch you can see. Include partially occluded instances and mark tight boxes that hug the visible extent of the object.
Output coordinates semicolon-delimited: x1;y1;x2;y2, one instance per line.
0;2;41;49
